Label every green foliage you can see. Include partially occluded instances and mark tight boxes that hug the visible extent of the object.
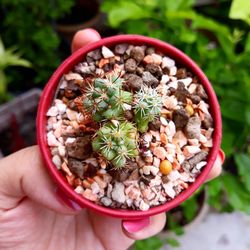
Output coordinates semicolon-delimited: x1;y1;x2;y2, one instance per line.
0;37;31;103
84;73;132;121
134;87;163;132
92;121;138;169
229;0;250;25
1;0;74;87
134;236;163;250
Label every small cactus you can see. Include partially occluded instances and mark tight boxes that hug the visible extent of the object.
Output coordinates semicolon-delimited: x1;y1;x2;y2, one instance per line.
92;120;138;169
83;73;132;121
134;87;163;132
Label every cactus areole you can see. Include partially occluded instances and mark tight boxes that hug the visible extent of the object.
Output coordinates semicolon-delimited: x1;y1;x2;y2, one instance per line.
37;35;222;218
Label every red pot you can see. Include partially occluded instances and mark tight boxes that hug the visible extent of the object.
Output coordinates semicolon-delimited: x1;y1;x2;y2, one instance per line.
37;35;222;219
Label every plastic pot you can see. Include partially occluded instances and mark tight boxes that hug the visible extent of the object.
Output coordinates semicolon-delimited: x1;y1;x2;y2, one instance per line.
37;35;222;219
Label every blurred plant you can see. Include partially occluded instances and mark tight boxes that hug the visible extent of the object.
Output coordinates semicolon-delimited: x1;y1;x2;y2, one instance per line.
0;0;74;87
92;121;138;169
134;86;163;132
0;37;31;103
102;0;250;247
83;72;132;121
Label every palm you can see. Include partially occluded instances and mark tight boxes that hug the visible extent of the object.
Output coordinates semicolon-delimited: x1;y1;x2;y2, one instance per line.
1;199;132;250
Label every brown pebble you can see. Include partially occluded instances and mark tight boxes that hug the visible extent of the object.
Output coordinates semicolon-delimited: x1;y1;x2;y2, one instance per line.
142;71;159;87
130;46;145;62
146;47;155;55
148;117;161;131
172;109;189;129
202;114;213;129
124;110;134;121
185;117;201;139
136;66;144;76
68;158;84;178
176;68;187;79
145;63;163;78
174;82;190;103
196;84;208;99
125;58;137;73
190;94;201;104
188;151;208;168
66;136;92;160
124;74;143;91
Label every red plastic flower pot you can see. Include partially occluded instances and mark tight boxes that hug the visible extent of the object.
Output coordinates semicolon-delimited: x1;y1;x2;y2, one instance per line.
37;35;222;219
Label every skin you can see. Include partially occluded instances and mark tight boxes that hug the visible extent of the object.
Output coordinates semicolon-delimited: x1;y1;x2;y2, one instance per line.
0;29;224;250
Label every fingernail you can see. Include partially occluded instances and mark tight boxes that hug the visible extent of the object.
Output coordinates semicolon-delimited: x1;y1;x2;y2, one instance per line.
84;28;101;39
55;188;82;211
218;149;225;164
122;217;150;233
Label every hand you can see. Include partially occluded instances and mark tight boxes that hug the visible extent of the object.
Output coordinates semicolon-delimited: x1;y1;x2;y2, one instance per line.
0;29;225;250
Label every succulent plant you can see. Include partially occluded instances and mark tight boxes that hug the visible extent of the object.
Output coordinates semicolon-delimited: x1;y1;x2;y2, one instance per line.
92;120;138;169
83;73;133;121
134;86;163;132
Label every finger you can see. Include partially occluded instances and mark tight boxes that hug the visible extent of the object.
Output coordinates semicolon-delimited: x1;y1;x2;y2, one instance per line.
71;28;101;53
0;146;82;214
205;149;225;182
89;211;134;250
122;213;166;240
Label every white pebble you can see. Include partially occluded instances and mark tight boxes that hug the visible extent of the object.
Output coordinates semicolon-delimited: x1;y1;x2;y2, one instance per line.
160;74;170;84
65;137;76;145
58;145;66;157
111;182;126;203
102;46;114;58
163;182;176;198
162;57;175;69
179;77;192;87
47;131;60;146
91;182;100;194
139;200;150;211
167;170;181;181
101;197;112;206
169;66;177;76
151;53;162;65
143;165;151;175
66;109;78;121
52;154;62;169
47;106;58;117
56;103;67;115
160;116;168;126
75;186;84;194
150;166;159;176
196;161;207;170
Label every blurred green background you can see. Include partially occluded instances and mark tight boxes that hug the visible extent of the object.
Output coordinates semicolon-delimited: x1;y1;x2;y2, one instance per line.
0;0;249;248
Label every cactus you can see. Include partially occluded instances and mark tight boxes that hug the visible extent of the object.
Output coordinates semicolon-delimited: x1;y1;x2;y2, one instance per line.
92;120;138;169
83;73;132;121
134;87;163;132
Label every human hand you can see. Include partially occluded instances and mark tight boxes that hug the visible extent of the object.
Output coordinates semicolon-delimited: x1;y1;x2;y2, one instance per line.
0;29;225;250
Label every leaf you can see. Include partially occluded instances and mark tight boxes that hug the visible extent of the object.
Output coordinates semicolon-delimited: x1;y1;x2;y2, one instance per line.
106;2;150;27
134;236;163;250
0;70;7;96
220;99;246;123
180;193;198;222
223;173;250;214
229;0;250;25
245;32;250;52
235;153;250;192
166;237;180;247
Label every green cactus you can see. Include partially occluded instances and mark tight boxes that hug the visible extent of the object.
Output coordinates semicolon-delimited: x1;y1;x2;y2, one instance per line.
134;87;163;132
92;121;138;169
83;73;132;121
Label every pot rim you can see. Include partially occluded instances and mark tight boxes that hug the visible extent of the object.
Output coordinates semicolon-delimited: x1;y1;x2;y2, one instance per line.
37;34;222;219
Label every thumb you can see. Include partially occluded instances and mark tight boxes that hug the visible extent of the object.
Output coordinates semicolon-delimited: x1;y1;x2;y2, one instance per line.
0;146;82;214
